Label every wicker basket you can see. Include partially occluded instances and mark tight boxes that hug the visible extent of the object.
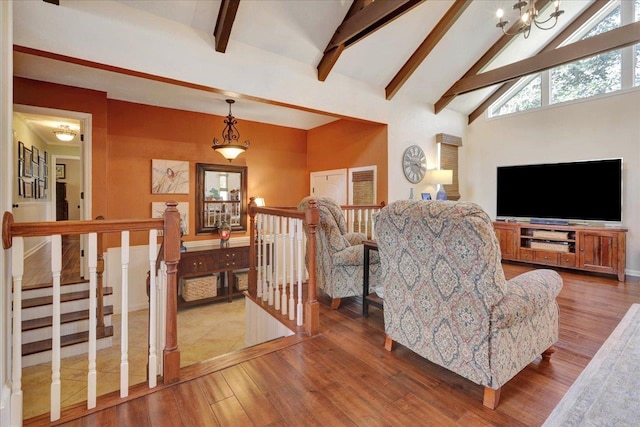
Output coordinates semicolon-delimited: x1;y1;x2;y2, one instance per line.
235;272;248;291
182;275;218;301
531;241;570;253
532;230;569;239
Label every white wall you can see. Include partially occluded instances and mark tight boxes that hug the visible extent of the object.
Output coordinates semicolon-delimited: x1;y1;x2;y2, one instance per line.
465;89;640;275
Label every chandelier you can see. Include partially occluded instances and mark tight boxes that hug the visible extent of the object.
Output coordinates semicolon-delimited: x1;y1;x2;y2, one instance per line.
212;99;250;161
53;125;77;142
496;1;565;39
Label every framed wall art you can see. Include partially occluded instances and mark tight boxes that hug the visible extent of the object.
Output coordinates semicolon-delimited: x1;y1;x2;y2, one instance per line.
56;164;66;179
151;159;189;194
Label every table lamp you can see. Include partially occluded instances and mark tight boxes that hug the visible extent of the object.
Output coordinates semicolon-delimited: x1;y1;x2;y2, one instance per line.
427;169;453;200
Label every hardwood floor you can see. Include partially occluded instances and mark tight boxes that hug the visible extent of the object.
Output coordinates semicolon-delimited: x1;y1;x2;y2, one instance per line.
22;235;83;288
26;264;640;426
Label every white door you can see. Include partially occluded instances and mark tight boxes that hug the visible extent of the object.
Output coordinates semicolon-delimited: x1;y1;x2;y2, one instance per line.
310;169;347;205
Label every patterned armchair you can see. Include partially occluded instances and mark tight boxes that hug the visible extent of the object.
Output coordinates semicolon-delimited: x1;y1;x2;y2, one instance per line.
376;200;562;409
298;197;380;309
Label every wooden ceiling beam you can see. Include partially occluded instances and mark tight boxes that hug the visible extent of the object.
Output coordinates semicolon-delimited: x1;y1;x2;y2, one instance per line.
385;0;471;100
445;22;640;98
467;0;610;124
317;0;425;81
434;0;553;113
214;0;241;53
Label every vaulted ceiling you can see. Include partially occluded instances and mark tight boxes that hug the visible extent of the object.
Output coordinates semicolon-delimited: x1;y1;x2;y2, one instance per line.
13;0;638;130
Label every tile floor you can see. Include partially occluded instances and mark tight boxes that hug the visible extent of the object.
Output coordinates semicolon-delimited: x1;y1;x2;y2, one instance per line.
22;297;246;420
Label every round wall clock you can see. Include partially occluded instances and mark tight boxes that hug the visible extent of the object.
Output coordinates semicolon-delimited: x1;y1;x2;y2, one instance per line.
402;145;427;184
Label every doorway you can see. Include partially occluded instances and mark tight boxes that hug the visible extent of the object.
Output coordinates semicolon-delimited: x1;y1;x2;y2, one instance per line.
12;104;92;282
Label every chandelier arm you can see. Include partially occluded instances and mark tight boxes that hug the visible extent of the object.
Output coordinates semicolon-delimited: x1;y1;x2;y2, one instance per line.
533;18;559;31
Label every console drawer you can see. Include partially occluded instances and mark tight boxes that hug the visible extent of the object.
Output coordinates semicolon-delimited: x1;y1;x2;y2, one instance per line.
179;252;217;276
219;247;248;269
559;253;576;267
534;251;559;266
520;248;534;262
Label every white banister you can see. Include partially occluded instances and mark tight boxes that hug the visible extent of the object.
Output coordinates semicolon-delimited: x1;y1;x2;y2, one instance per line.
50;234;62;421
87;232;98;409
257;214;263;299
268;215;275;306
274;216;281;311
11;237;24;427
296;218;304;326
279;217;287;315
120;231;130;398
148;230;158;388
261;214;268;301
288;218;295;320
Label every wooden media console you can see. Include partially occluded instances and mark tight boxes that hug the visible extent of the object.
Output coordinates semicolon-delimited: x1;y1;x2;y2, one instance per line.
493;221;627;281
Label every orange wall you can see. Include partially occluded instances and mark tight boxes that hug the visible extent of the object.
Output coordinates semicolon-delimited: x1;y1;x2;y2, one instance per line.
106;100;308;243
307;119;388;203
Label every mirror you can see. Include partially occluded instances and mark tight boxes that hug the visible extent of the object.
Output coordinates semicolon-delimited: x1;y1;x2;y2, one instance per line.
196;163;247;235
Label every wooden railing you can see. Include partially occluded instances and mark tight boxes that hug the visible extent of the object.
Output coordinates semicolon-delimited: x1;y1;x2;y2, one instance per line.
2;202;181;424
246;198;385;337
341;202;385;239
248;198;320;336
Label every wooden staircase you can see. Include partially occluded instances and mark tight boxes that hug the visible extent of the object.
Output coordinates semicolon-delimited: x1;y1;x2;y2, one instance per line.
21;280;114;367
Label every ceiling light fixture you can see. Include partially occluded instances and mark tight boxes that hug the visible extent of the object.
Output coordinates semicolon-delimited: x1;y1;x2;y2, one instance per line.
53;125;77;142
496;1;564;39
212;99;250;162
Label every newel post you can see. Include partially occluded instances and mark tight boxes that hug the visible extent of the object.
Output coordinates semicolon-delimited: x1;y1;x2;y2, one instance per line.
304;200;320;336
248;197;257;298
163;201;181;383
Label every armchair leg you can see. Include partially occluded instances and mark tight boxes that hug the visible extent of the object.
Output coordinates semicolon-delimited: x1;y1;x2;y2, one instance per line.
330;298;342;310
384;335;393;351
483;387;501;410
542;346;555;360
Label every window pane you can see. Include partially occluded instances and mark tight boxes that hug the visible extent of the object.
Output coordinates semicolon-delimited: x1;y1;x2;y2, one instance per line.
490;75;541;116
636;0;640;21
636;44;640;87
583;6;620;39
551;51;622;104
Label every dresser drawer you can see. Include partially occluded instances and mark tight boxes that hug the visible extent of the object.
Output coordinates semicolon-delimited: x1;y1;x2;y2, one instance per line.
179;252;217;276
219;247;248;269
520;248;534;261
559;253;576;267
534;251;559;266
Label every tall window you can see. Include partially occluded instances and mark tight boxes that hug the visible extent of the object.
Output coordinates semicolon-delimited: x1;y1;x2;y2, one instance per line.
436;134;462;201
490;1;638;118
490;75;541;116
550;6;621;104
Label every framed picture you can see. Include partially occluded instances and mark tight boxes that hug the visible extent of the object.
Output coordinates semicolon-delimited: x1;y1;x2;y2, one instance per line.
151;159;189;194
421;193;432;200
38;180;45;199
24;149;32;177
18;159;24;178
32;146;39;162
24;181;33;198
56;164;66;179
18;178;23;196
18;141;24;160
44;151;49;165
32;160;39;179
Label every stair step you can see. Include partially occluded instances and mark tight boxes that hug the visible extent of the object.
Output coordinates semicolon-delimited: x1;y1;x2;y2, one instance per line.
23;278;88;291
22;287;113;309
22;306;114;332
22;326;114;357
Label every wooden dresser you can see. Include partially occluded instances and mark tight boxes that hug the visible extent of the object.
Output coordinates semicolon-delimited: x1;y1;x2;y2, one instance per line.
177;245;249;308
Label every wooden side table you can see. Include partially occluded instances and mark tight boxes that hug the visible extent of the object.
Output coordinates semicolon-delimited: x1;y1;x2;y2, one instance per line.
363;240;382;317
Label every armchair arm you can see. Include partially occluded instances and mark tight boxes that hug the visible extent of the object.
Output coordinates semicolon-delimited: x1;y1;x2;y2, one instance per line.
491;269;562;329
332;244;380;266
344;232;366;246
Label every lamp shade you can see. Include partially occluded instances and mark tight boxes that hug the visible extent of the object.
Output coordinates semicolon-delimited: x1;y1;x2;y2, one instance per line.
426;169;453;185
254;197;266;207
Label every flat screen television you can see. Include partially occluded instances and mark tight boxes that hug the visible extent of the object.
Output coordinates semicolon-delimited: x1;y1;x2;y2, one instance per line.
496;158;623;224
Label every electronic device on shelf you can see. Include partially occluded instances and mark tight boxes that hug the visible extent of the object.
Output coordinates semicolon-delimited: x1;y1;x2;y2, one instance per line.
496;158;622;225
